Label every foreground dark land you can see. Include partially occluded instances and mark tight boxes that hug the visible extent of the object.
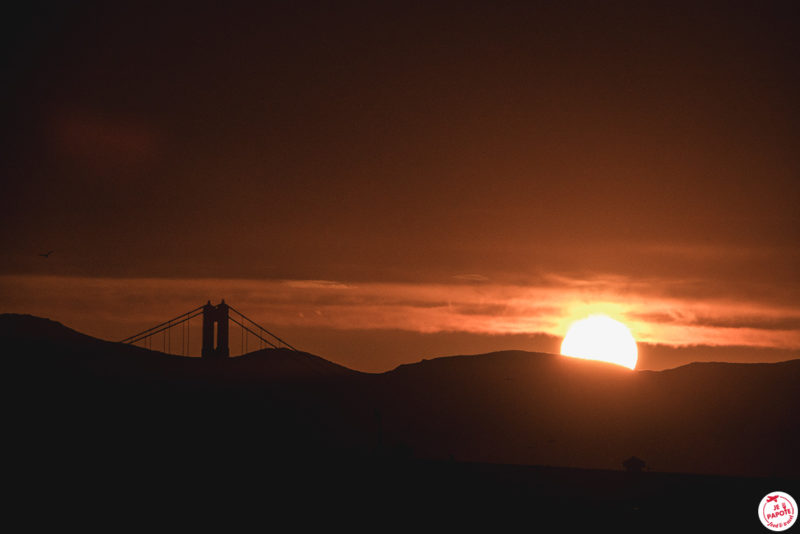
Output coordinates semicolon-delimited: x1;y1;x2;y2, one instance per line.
5;314;798;530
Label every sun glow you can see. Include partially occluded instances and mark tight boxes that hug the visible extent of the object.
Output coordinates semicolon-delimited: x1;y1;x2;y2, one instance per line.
560;315;638;369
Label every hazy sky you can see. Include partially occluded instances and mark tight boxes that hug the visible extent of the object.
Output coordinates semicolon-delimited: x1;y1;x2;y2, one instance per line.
1;2;798;371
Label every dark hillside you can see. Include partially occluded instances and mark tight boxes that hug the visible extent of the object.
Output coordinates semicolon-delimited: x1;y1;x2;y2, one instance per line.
3;315;798;529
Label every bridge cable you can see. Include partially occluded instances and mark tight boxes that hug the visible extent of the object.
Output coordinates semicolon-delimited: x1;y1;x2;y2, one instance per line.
227;305;297;351
120;305;204;343
123;309;204;346
228;316;281;350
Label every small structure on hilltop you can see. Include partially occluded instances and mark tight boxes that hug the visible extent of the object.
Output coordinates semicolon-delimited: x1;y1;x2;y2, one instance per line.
623;456;646;473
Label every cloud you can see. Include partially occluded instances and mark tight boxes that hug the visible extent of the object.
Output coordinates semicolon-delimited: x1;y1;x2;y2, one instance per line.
2;274;799;354
630;311;800;332
283;280;352;290
452;274;490;282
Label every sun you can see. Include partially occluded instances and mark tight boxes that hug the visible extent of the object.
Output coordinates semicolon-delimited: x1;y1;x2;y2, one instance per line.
560;315;638;369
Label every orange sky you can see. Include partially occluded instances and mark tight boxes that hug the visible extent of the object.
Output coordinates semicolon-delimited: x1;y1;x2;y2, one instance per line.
1;3;798;371
2;274;797;372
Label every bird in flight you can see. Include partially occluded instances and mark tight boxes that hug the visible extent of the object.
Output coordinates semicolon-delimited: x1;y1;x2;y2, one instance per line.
39;250;54;258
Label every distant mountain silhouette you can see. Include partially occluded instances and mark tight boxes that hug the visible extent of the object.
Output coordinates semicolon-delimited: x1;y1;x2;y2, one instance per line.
374;350;800;478
4;314;799;529
3;313;357;382
5;314;798;478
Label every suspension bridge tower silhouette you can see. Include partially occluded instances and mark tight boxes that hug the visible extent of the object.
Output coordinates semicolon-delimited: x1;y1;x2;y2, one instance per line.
120;300;297;357
202;300;230;359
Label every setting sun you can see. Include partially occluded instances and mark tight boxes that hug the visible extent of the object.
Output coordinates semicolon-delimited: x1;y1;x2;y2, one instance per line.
561;315;638;369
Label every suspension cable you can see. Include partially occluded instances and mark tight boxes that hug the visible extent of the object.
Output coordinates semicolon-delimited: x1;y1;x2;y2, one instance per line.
228;316;280;349
122;303;297;355
228;305;297;351
120;305;204;343
124;309;204;346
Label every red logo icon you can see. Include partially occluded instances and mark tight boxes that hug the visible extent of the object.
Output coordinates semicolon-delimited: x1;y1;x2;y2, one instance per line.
759;492;797;531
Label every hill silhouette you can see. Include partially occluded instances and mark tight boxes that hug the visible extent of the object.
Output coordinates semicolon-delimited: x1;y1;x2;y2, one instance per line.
374;350;800;477
5;314;799;529
3;313;358;381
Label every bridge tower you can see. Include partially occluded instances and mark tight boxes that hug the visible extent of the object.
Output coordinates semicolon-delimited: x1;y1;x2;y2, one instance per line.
202;300;230;359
